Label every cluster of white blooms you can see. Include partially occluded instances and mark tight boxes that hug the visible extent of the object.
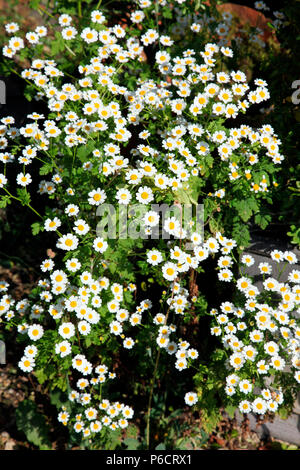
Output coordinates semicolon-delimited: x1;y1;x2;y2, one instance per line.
0;261;139;433
0;1;292;439
211;250;300;415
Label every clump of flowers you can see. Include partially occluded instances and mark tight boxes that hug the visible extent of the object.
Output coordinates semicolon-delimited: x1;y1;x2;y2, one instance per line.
0;2;293;447
210;249;300;416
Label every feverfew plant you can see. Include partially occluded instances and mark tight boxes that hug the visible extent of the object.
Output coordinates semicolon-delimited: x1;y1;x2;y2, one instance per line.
0;2;295;449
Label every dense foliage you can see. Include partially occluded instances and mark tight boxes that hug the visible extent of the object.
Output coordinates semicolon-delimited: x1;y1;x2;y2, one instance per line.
0;0;299;450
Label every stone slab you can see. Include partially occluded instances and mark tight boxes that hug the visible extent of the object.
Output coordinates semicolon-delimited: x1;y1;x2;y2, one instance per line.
235;410;300;446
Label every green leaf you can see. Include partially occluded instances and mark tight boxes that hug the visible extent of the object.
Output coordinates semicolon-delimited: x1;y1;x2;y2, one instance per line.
16;188;31;206
108;262;117;275
34;368;48;384
77;140;95;161
173;175;204;205
255;213;271;230
29;0;41;8
277;407;289;420
155;442;167;450
175;437;191;450
232;199;257;222
225;404;236;419
50;389;70;411
201;407;222;434
40;162;53;175
123;438;140;450
0;195;11;208
173;186;190;204
162;8;172;19
50;31;65;56
194;0;201;11
15;400;51;449
211;348;226;361
31;222;44;236
104;428;122;450
287;225;300;246
232;222;251;247
24;90;33;102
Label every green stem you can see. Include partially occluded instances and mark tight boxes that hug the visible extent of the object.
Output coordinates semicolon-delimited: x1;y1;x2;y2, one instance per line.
3;187;47;229
10;68;43;94
145;283;176;449
38;5;54;18
27;202;43;219
65;44;76;57
278;262;289;281
146;348;161;449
